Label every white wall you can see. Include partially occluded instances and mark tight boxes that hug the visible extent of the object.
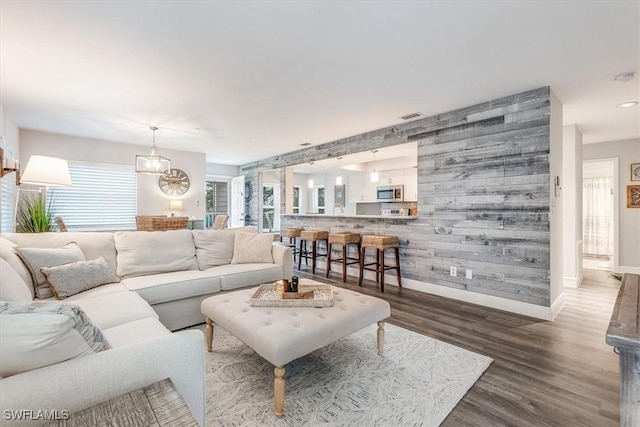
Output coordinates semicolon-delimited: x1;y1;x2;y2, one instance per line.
206;162;238;178
19;130;206;219
562;125;583;287
0;105;20;232
549;91;565;317
584;138;640;273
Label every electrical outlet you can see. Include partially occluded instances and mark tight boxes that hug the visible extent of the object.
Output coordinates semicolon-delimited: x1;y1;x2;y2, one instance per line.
466;269;472;279
450;266;457;277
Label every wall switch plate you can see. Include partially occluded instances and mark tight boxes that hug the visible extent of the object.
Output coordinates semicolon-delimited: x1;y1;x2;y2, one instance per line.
466;269;472;279
450;266;457;277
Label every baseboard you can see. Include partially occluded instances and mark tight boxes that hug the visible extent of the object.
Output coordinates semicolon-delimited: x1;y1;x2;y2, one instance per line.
617;266;640;275
550;292;566;321
563;275;583;288
397;277;556;321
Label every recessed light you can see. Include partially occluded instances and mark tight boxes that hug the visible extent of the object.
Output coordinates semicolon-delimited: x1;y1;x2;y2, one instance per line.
400;112;424;120
614;72;635;82
617;101;638;108
300;143;311;146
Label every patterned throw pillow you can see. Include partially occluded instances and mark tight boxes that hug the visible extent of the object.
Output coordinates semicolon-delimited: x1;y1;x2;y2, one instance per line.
41;257;119;299
14;242;86;299
0;301;109;377
230;232;275;264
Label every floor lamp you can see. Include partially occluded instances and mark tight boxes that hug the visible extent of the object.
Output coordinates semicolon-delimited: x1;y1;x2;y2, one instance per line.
14;155;73;232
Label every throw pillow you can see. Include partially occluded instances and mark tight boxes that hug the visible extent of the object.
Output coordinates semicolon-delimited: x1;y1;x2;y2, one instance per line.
114;229;199;278
41;257;119;300
0;259;33;302
230;232;275;264
14;242;86;299
0;301;109;377
193;226;256;270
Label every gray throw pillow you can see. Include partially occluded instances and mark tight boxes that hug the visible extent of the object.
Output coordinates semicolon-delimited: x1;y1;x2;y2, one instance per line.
41;257;119;299
14;242;86;299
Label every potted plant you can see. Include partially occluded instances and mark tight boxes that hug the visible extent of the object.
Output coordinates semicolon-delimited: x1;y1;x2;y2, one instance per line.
15;192;58;232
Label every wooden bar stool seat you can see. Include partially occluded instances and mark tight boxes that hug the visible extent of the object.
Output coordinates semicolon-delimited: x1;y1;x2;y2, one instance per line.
280;227;304;263
326;232;361;282
298;230;329;274
358;235;402;292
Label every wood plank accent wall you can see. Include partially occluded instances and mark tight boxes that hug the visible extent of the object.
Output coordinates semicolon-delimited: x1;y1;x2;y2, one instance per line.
240;87;552;307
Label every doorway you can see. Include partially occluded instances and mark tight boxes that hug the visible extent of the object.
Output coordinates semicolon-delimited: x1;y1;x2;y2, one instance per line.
582;159;618;271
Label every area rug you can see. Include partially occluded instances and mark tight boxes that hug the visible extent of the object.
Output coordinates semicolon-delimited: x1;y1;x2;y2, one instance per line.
203;323;492;426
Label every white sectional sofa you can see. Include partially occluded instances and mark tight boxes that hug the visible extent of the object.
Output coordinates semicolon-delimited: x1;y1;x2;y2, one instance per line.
0;227;292;425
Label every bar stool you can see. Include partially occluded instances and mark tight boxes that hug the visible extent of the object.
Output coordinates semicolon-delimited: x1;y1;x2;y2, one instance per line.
359;235;402;292
326;232;361;282
298;230;329;274
280;227;304;263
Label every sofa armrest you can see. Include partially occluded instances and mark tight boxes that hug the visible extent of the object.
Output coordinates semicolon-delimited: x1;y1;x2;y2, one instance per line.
272;243;293;279
0;330;205;426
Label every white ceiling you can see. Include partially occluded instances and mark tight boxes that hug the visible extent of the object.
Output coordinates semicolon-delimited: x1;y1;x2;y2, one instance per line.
1;1;638;166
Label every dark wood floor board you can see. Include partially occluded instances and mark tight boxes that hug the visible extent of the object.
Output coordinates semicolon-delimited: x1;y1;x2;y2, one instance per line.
296;267;621;425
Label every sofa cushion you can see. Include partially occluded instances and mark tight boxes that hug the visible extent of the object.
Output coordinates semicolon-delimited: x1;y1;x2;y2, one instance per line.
207;263;284;291
71;292;158;330
2;232;118;275
121;270;222;305
48;282;129;301
14;242;86;299
0;259;33;302
231;232;275;264
114;230;198;277
41;257;119;300
0;301;108;377
193;226;255;269
102;318;171;348
0;237;33;297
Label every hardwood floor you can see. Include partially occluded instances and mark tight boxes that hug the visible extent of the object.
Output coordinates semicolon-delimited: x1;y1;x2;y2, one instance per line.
298;267;621;426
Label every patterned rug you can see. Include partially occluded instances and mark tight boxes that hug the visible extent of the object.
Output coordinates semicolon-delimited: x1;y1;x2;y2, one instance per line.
203;323;492;426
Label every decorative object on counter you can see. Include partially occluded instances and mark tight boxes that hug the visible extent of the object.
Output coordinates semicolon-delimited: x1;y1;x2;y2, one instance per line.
370;150;379;183
334;184;345;208
291;275;299;292
631;163;640;181
159;168;190;196
627;185;640;208
298;230;329;275
359;234;402;293
326;232;361;282
136;126;171;175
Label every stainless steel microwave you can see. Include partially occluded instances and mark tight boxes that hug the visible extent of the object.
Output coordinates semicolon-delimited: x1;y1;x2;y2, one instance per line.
376;185;404;202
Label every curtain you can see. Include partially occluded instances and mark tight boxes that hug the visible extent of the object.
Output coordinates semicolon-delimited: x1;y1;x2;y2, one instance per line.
582;178;613;257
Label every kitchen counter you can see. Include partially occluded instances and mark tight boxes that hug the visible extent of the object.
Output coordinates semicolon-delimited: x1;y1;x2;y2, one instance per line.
281;213;418;220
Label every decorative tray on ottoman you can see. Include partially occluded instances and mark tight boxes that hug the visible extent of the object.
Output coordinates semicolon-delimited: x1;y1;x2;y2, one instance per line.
250;281;334;308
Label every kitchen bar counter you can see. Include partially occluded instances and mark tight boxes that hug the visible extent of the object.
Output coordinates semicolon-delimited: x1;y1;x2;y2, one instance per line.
281;213;418;220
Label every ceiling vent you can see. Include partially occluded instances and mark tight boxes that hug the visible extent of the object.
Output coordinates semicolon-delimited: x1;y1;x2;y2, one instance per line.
400;112;424;120
300;143;311;146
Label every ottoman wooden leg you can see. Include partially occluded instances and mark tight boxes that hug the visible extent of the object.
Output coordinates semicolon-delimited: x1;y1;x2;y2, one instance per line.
377;321;385;355
205;318;214;352
274;366;286;417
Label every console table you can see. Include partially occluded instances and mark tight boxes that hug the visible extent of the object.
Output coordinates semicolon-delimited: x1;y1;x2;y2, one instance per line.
45;378;197;426
606;273;640;426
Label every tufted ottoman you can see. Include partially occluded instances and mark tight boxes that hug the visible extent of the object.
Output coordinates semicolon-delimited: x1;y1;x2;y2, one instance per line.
200;280;391;417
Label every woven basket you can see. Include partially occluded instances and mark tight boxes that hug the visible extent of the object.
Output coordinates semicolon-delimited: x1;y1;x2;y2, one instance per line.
136;215;188;231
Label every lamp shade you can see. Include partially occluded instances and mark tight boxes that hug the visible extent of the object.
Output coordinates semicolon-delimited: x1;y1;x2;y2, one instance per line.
20;155;72;186
169;200;184;211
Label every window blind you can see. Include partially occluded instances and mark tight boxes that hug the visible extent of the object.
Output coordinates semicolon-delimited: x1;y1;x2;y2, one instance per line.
0;174;17;232
49;161;137;231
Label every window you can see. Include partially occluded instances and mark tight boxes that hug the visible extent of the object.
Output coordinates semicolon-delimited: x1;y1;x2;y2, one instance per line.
263;184;275;232
205;181;228;228
48;161;137;231
0;173;17;232
316;186;325;214
292;185;300;214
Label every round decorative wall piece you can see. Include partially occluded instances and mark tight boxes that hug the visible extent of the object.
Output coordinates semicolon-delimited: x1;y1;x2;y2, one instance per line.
158;168;190;196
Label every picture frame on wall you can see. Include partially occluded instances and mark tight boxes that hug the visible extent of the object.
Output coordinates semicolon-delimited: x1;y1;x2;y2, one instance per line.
631;163;640;181
334;184;346;208
627;185;640;208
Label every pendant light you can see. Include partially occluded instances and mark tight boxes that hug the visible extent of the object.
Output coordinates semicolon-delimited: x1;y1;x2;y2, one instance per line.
136;126;171;175
335;157;343;185
370;150;379;183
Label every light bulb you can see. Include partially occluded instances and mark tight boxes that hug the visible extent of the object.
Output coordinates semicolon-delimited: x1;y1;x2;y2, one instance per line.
370;170;379;183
